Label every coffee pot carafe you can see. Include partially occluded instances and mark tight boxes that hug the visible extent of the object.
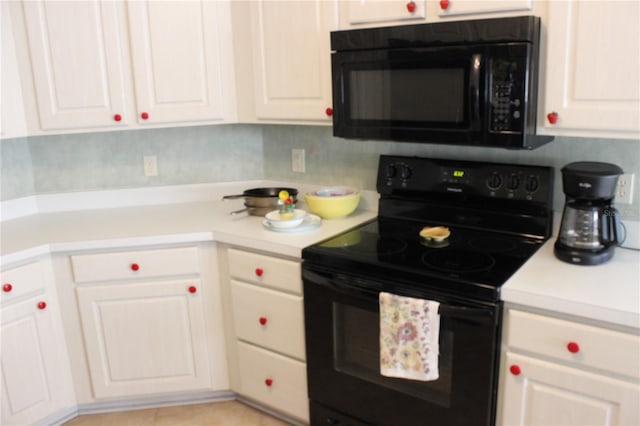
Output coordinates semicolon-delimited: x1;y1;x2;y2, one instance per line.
554;162;623;265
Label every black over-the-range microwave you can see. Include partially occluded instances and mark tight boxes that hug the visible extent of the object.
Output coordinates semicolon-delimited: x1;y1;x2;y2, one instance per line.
330;16;553;150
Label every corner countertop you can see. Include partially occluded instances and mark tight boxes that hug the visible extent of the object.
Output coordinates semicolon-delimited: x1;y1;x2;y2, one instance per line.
0;182;378;266
502;239;640;330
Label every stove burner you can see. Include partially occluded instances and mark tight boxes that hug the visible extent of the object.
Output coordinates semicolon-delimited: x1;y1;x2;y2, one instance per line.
468;237;517;252
344;237;407;256
422;250;496;273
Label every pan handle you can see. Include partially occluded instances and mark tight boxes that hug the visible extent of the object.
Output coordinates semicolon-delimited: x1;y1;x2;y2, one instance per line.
230;208;249;215
223;194;244;200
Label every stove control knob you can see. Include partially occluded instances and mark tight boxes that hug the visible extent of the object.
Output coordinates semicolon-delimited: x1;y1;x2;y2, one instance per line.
508;174;520;191
386;164;397;179
487;172;503;190
401;166;412;180
525;175;540;193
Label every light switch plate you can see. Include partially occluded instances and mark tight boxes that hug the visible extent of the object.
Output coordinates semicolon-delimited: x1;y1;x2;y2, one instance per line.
144;155;158;177
292;149;305;173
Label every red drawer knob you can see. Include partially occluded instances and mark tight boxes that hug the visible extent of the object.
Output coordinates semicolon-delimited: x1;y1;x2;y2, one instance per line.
188;286;197;294
406;1;416;13
259;317;268;325
547;112;559;124
131;263;140;271
440;0;450;10
3;283;12;292
37;301;47;310
255;268;264;277
114;114;122;122
141;112;149;120
567;341;580;353
325;107;333;117
509;365;521;376
265;378;273;387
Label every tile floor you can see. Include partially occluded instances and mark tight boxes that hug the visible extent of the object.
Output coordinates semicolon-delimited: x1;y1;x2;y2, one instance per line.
63;400;292;426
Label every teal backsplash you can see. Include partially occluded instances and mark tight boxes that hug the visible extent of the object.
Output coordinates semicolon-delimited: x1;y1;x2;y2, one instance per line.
2;124;639;220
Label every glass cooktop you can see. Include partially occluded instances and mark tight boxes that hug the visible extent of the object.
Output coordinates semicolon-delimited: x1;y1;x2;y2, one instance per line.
302;217;545;302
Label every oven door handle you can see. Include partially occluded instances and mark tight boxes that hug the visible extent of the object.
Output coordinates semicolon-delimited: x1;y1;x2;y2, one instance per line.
438;304;494;320
304;268;495;321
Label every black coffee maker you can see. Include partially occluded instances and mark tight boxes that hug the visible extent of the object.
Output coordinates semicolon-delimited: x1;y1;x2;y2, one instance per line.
555;162;624;265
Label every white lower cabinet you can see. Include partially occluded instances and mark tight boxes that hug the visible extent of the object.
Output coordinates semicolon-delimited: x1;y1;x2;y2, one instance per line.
67;244;225;400
76;279;211;398
1;261;75;425
498;308;640;426
221;247;309;423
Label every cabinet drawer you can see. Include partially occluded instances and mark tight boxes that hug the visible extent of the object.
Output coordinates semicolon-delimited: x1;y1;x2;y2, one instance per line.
237;341;308;422
71;247;200;283
505;309;640;378
227;249;301;294
1;262;46;303
231;280;305;360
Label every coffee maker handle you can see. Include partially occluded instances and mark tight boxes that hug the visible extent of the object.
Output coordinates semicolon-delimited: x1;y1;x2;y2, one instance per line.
601;207;622;245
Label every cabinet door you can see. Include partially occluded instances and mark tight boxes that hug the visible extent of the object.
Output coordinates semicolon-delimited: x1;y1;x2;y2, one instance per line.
499;352;640;426
1;296;74;425
339;0;426;27
127;1;235;124
21;0;128;130
435;0;531;17
76;280;211;398
541;1;640;138
1;1;27;139
250;0;336;121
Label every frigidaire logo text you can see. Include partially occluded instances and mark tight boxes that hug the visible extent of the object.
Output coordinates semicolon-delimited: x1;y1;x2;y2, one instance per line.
578;182;592;188
446;187;463;193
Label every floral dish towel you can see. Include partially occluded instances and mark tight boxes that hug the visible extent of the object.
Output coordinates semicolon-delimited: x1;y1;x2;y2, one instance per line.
379;292;440;381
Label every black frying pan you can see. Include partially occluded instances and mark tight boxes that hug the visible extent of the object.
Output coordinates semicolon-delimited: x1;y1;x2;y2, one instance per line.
223;187;298;214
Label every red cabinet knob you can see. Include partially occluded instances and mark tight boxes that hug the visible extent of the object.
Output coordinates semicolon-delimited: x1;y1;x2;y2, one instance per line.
255;268;264;277
509;365;521;376
141;112;149;120
2;283;12;292
547;112;559;124
188;286;197;294
325;107;333;117
406;1;416;13
37;301;47;310
265;378;273;387
259;317;268;325
131;263;140;271
440;0;450;10
567;341;580;353
114;114;122;122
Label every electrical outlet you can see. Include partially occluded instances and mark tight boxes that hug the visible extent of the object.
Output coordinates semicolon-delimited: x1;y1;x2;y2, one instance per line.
292;148;306;173
143;156;158;177
615;173;634;204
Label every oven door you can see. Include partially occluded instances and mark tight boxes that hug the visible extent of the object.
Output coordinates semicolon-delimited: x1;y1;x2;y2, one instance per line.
303;264;501;426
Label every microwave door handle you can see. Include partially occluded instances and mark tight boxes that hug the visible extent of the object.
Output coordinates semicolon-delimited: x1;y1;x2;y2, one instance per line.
469;54;482;132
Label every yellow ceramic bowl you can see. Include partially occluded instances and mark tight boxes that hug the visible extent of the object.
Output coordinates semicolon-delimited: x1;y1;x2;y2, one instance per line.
304;187;360;219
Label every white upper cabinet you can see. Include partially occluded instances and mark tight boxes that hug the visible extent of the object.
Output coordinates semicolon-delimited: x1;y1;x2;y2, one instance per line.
126;1;236;125
1;1;28;139
249;0;337;122
540;0;640;139
21;0;128;130
339;0;427;28
16;0;236;134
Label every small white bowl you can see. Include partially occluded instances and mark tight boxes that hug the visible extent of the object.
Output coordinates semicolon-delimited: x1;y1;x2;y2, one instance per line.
265;209;307;228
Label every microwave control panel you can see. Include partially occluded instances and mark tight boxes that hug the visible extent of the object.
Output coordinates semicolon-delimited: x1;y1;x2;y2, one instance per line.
489;58;525;134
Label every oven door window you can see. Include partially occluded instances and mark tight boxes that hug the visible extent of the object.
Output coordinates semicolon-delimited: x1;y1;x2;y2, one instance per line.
333;301;453;407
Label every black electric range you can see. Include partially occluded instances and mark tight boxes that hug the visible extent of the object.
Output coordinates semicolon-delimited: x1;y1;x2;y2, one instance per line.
301;155;554;426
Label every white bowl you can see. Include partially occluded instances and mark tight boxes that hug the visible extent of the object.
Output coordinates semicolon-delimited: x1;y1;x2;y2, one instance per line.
265;209;307;228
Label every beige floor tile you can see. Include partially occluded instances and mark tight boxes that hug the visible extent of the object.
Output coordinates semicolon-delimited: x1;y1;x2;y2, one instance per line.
63;401;292;426
64;407;156;426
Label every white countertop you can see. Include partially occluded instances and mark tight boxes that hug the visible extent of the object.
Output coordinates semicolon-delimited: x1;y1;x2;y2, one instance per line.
2;182;639;330
0;193;377;265
502;239;640;330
